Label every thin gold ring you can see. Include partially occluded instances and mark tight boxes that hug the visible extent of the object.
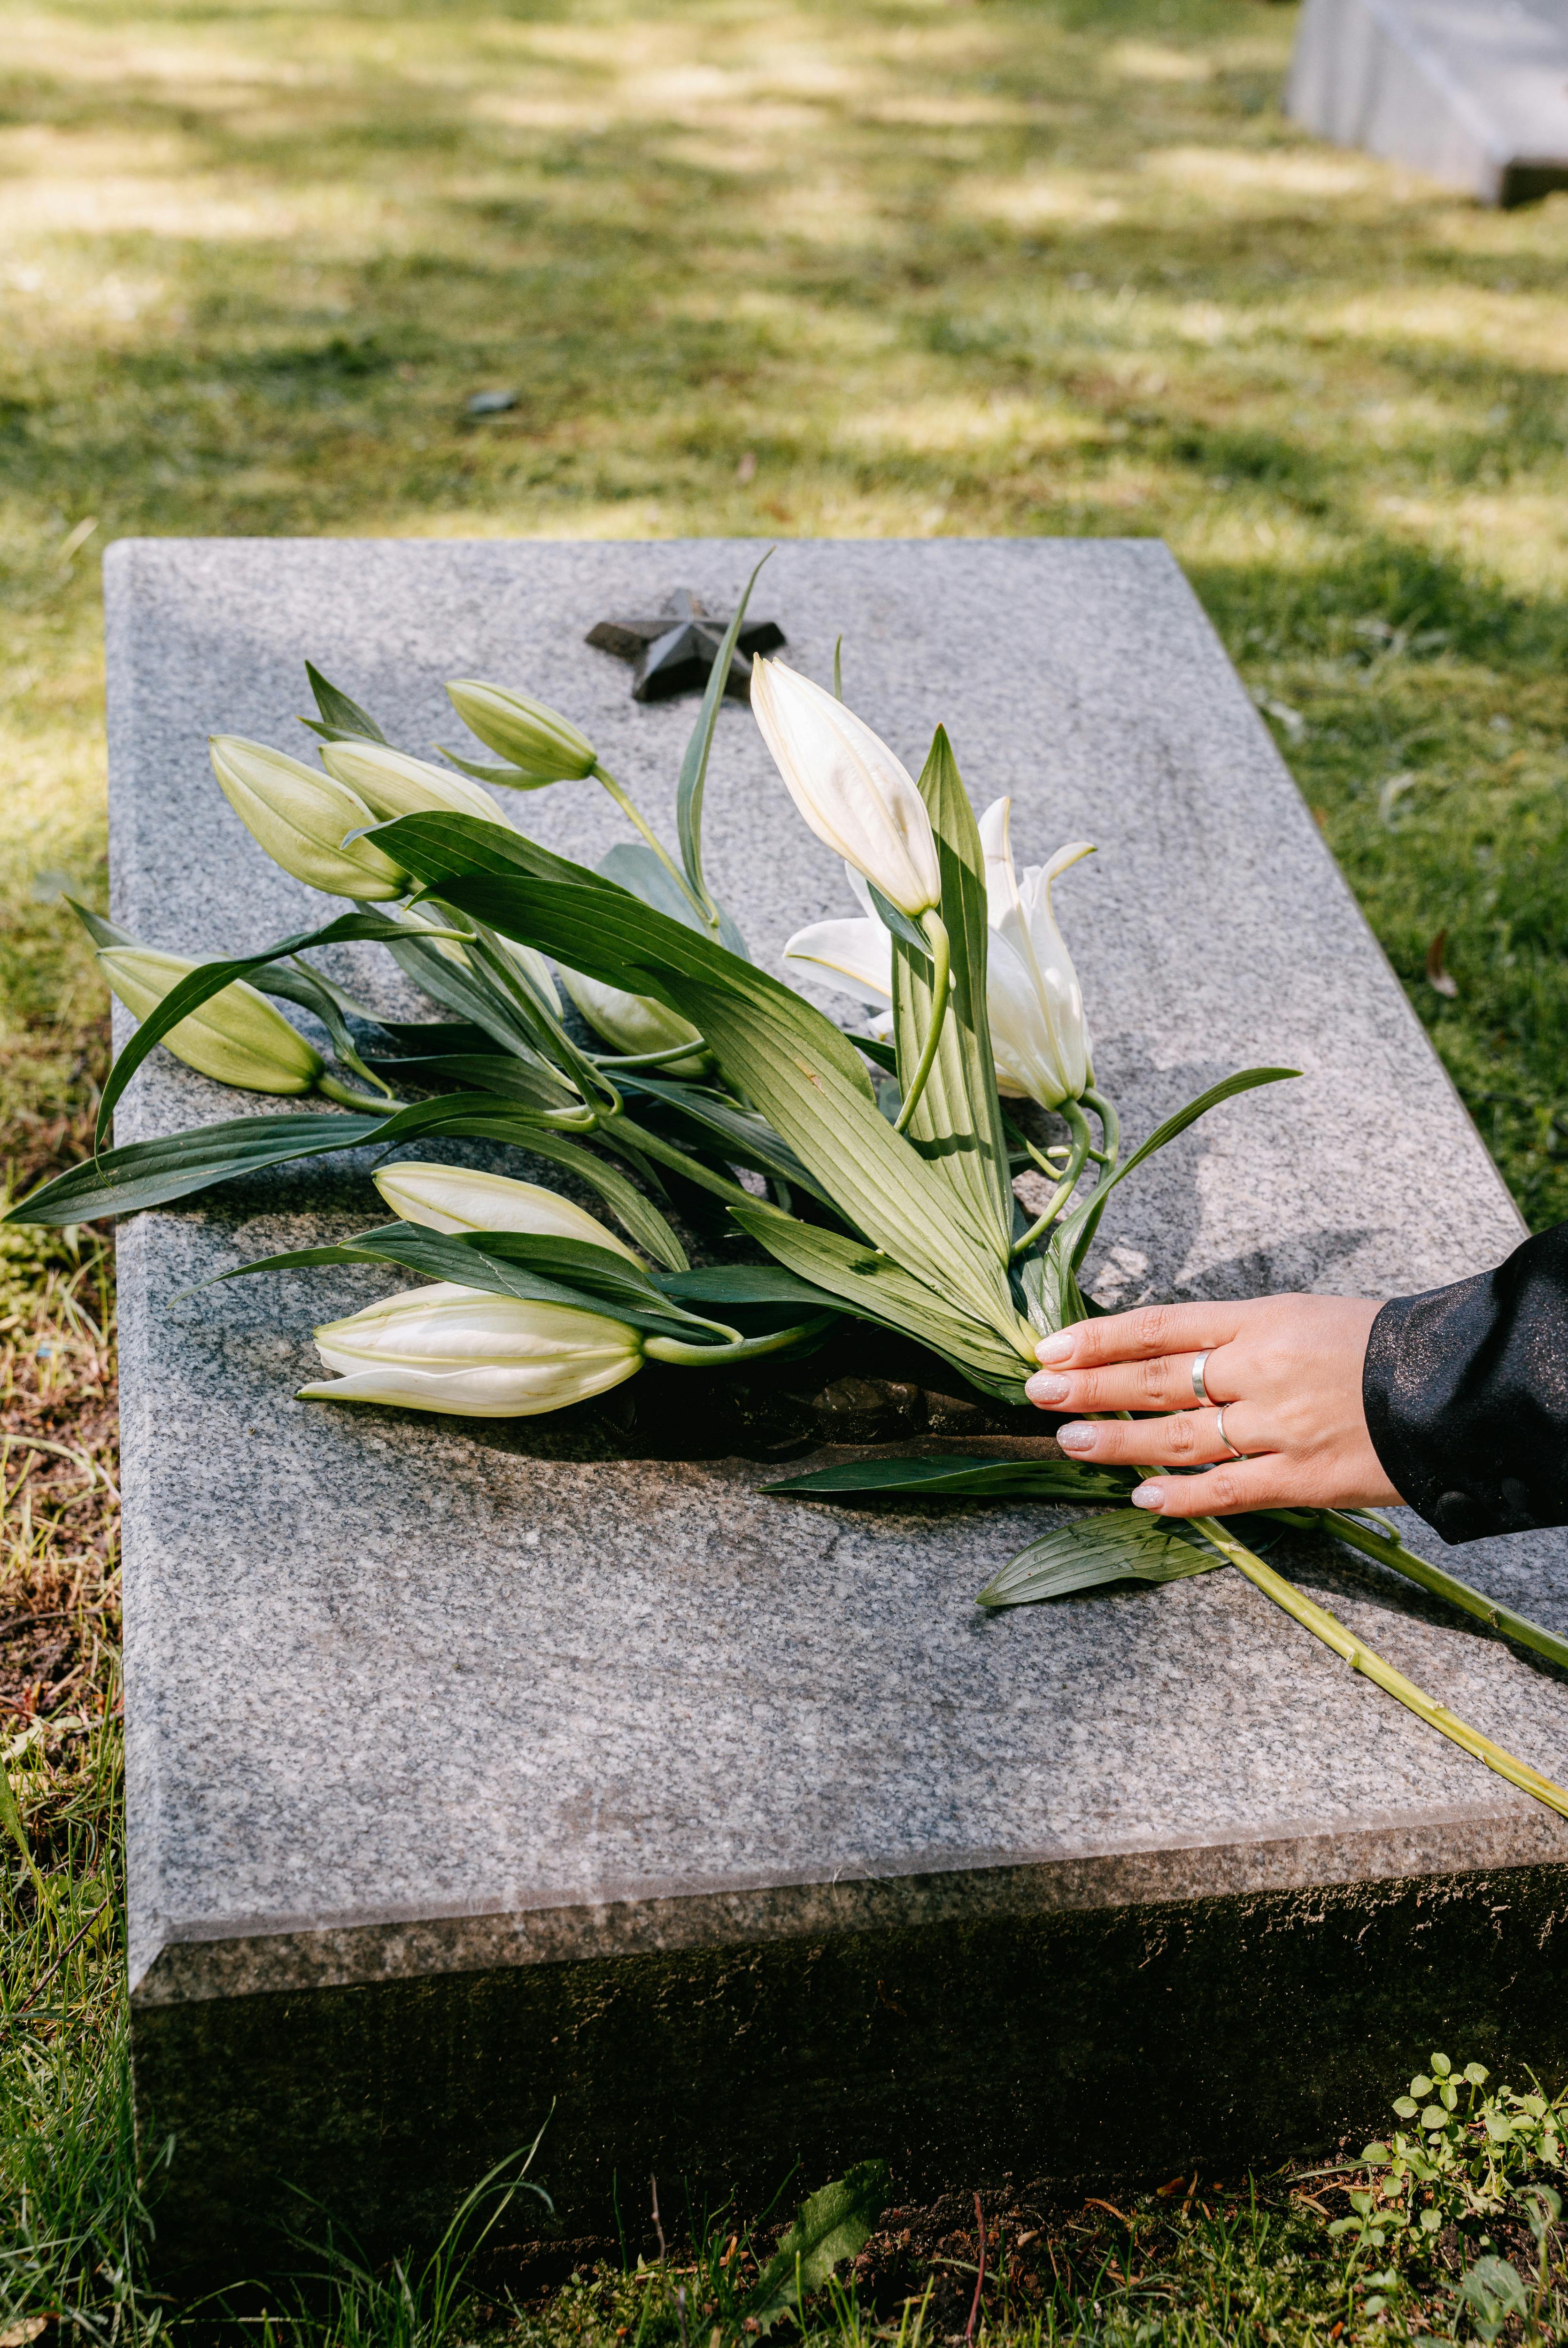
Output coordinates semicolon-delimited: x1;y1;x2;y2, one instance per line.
1214;1404;1244;1461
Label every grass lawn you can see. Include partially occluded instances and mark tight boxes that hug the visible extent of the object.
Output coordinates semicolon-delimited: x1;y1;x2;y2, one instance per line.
2;0;1567;2335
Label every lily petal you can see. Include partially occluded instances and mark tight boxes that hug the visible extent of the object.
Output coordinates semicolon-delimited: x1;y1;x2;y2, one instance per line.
783;917;894;1004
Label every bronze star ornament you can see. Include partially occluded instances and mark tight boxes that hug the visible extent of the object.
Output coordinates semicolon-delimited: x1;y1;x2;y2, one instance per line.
586;587;786;703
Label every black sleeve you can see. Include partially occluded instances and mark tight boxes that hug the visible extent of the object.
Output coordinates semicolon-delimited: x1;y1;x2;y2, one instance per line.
1361;1222;1568;1544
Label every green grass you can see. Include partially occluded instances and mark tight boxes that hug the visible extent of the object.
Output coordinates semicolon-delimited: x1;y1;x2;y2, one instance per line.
3;0;1568;2334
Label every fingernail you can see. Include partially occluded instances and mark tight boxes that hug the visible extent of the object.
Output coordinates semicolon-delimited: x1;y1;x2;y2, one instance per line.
1132;1483;1166;1511
1035;1331;1073;1364
1026;1372;1070;1405
1057;1422;1094;1452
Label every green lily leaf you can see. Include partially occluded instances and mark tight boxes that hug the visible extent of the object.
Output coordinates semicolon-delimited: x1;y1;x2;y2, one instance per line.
362;1052;577;1111
506;1128;690;1272
659;1263;841;1310
297;661;388;746
744;2162;890;2338
438;748;559;791
765;1454;1135;1501
676;549;770;927
619;1074;831;1207
891;725;1013;1260
190;1224;719;1343
975;1509;1221;1609
729;1202;1030;1403
598;844;749;961
4;1111;389;1225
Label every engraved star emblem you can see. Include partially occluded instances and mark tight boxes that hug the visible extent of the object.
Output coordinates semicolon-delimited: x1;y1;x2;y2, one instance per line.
585;587;786;703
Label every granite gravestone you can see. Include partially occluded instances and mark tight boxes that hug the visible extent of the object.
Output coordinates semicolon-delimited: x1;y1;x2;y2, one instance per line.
1289;0;1568;208
108;539;1568;2280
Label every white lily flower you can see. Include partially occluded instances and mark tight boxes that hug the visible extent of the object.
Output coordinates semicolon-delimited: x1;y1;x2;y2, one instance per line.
209;735;409;900
373;1162;641;1262
556;965;709;1075
98;947;324;1095
978;797;1094;1108
300;1282;643;1416
750;658;941;919
317;739;510;828
785;811;1095;1110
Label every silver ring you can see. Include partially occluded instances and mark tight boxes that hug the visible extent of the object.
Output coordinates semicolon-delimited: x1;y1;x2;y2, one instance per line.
1191;1351;1211;1405
1214;1405;1244;1461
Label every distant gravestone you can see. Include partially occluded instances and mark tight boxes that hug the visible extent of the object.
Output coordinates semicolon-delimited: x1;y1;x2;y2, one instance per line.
108;539;1568;2281
1289;0;1568;206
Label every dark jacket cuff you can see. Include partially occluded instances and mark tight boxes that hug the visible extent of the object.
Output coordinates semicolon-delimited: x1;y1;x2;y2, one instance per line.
1362;1223;1568;1545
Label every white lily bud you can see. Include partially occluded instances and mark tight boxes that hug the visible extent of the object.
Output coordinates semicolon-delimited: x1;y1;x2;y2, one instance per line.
750;657;941;919
978;798;1094;1108
318;739;510;828
98;947;324;1095
209;735;408;900
556;965;710;1076
300;1282;643;1416
373;1162;642;1262
446;680;597;781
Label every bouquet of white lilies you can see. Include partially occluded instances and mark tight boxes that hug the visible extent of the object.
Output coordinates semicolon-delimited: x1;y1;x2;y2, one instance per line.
12;571;1568;1817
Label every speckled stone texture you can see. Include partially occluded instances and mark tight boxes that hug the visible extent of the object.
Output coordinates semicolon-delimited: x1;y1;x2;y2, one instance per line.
106;539;1568;2279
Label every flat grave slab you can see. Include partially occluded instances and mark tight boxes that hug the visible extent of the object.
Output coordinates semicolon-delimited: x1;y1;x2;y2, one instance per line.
106;538;1568;2279
1288;0;1568;207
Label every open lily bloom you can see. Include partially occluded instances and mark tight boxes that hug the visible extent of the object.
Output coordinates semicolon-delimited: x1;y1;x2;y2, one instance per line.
979;798;1095;1108
785;803;1095;1110
301;1282;644;1416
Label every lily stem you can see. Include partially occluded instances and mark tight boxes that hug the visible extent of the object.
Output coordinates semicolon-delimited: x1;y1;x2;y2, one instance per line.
645;1312;838;1367
1081;1086;1120;1170
1188;1506;1568;1820
894;911;951;1135
590;760;711;926
317;1076;407;1114
1010;1098;1095;1259
1313;1508;1568;1674
591;1043;711;1072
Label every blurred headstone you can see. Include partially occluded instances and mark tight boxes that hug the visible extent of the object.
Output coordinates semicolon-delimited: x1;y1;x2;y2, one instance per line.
1289;0;1568;206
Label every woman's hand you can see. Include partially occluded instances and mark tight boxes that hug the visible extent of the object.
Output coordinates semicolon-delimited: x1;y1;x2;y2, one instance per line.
1024;1295;1405;1518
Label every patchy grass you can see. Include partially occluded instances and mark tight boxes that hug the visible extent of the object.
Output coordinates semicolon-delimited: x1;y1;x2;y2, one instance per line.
3;0;1568;2334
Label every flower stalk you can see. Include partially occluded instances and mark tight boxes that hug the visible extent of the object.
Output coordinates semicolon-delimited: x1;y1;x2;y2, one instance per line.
1011;1096;1105;1259
1188;1506;1568;1820
1316;1509;1568;1675
892;911;951;1135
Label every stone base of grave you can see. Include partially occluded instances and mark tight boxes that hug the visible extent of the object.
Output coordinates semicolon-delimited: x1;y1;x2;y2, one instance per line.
133;1845;1568;2283
106;537;1568;2285
1288;0;1568;207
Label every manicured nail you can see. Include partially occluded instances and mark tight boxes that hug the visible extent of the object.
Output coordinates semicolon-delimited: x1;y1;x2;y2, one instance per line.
1132;1483;1166;1511
1035;1331;1073;1364
1057;1422;1094;1451
1026;1372;1069;1405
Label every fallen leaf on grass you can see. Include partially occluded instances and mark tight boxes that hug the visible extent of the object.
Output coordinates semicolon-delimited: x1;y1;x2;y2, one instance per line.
1426;928;1459;998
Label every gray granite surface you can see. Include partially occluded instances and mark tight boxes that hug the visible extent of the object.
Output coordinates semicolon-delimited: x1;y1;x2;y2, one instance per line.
106;537;1568;2033
1288;0;1568;206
